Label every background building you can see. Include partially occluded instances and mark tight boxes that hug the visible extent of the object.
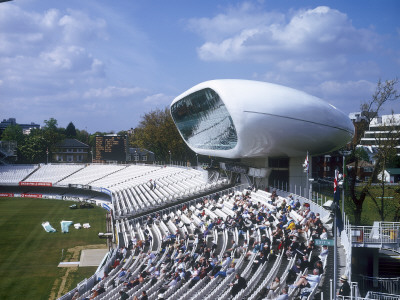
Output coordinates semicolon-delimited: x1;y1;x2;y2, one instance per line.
128;147;155;163
171;79;354;189
0;117;40;135
358;114;400;163
53;139;90;163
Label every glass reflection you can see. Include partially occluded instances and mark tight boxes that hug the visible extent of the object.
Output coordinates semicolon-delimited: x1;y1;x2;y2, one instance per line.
171;88;237;150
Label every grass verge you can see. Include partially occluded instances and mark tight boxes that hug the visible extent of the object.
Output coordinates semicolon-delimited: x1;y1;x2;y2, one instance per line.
0;197;107;300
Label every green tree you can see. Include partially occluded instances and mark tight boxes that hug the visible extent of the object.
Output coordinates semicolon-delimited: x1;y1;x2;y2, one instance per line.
43;118;58;131
354;147;370;163
134;107;195;162
65;122;77;138
42;118;65;157
117;130;128;136
1;124;25;145
75;129;90;145
347;79;400;224
366;113;400;221
18;135;48;163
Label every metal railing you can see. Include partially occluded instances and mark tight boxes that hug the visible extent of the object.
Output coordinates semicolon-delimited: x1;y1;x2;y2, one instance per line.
341;212;353;282
349;222;400;249
339;292;400;300
365;291;400;299
356;275;400;296
0;140;17;156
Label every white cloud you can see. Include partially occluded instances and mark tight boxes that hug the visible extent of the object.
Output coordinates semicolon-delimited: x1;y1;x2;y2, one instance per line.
83;86;145;99
189;6;379;63
143;93;171;104
58;9;108;44
318;80;375;98
0;4;108;89
0;3;138;132
302;79;377;113
187;2;283;42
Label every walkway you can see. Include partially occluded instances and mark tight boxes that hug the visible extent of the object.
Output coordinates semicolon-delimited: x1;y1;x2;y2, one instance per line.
319;232;347;299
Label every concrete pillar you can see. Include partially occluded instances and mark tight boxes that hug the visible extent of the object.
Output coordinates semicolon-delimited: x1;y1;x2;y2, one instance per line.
289;156;311;194
373;248;379;287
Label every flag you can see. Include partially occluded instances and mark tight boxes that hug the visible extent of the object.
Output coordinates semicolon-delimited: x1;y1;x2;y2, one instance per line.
334;169;340;203
303;153;309;173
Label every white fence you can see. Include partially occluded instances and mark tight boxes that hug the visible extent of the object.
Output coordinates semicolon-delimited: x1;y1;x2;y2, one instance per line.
349;222;400;249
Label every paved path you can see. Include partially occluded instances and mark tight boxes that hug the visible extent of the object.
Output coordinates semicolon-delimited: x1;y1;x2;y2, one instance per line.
80;249;109;267
320;234;347;300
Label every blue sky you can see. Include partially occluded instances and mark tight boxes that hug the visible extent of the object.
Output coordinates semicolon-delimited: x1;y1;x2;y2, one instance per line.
0;0;399;133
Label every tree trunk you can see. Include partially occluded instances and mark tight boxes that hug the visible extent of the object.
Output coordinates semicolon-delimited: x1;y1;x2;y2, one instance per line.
352;192;366;225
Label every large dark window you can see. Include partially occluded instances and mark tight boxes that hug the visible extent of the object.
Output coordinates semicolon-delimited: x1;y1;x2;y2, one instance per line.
171;88;237;150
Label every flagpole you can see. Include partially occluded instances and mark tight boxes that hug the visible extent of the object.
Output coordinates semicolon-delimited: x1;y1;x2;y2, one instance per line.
333;169;339;300
306;151;309;199
342;155;345;219
334;206;337;300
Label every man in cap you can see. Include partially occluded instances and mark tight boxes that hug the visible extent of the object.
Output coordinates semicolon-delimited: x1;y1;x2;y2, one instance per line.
338;274;350;297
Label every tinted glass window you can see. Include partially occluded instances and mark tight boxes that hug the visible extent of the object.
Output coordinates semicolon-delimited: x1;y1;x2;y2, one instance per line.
171;88;237;150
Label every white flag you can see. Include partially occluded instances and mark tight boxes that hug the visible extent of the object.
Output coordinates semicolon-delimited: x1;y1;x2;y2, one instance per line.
302;153;309;173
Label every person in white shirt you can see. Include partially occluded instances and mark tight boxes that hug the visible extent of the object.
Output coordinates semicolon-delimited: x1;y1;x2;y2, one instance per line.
318;245;329;261
319;228;328;239
291;269;320;289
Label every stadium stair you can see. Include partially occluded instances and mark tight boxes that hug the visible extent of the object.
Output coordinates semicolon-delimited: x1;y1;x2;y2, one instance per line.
56;164;87;184
21;165;40;182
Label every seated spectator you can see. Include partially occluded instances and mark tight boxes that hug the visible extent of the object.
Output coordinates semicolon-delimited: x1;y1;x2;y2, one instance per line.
319;245;329;261
274;287;288;300
221;252;232;268
133;290;148;300
117;268;127;284
265;276;280;299
320;228;328;240
300;255;311;272
87;283;105;300
314;260;324;275
210;262;235;279
287;262;301;283
119;291;129;300
291;268;321;290
111;258;120;269
252;251;267;270
227;240;238;253
230;273;247;297
124;277;140;289
71;291;79;300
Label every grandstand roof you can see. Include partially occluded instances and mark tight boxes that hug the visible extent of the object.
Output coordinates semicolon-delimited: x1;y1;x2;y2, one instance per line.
56;139;89;148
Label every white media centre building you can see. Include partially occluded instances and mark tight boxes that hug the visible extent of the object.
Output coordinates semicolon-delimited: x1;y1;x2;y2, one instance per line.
170;79;354;190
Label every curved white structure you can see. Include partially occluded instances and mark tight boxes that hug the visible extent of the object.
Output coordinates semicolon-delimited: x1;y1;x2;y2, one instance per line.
171;79;354;158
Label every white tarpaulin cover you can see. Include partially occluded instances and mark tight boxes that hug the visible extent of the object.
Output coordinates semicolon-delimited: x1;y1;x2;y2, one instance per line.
42;221;56;232
61;220;73;233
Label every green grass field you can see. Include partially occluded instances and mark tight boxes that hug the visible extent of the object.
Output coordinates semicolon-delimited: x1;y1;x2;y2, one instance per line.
312;184;400;225
0;197;107;300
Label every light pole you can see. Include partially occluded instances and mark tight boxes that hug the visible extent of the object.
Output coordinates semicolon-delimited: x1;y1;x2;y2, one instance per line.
135;150;137;165
90;150;93;163
196;153;199;167
322;199;338;300
169;150;171;165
